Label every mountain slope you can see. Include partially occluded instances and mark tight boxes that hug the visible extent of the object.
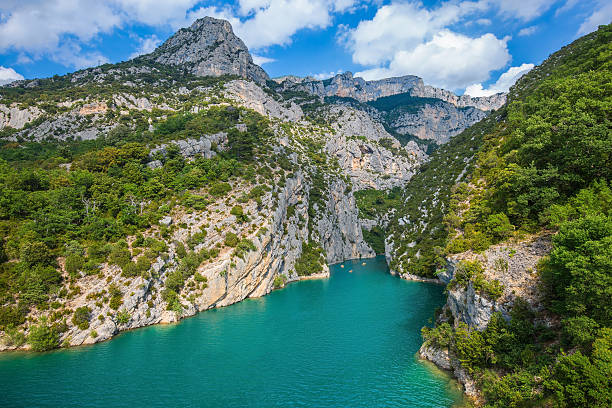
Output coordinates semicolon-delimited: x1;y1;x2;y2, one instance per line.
381;23;612;407
275;71;505;146
0;17;438;352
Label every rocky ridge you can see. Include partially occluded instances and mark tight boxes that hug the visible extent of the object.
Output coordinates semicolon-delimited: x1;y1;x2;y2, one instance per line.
276;71;506;110
144;17;269;84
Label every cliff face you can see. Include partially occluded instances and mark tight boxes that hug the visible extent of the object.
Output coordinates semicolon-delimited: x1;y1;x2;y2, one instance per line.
443;234;552;330
381;103;488;144
144;17;269;84
276;72;503;145
277;71;506;110
324;106;426;190
0;105;43;130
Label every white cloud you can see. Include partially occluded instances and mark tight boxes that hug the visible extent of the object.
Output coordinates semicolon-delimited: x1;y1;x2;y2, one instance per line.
344;2;487;67
356;30;511;90
0;66;24;85
344;2;512;90
578;0;612;35
476;18;492;25
0;1;200;68
114;0;200;26
182;1;361;50
251;54;275;65
311;69;344;80
489;0;559;21
0;1;120;59
555;0;579;16
129;35;162;59
465;63;534;96
52;43;110;69
518;26;537;36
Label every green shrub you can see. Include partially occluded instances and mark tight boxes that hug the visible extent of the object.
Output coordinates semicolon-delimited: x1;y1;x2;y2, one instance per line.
209;182;231;197
108;284;123;310
116;309;131;325
28;319;59;351
273;275;287;289
294;242;325;276
72;306;91;330
2;325;26;347
224;232;239;247
65;254;84;277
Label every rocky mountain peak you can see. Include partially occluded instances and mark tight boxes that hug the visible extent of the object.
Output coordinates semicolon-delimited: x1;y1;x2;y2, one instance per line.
144;16;269;84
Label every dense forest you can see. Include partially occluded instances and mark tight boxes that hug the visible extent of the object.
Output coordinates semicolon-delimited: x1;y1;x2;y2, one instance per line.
412;24;611;407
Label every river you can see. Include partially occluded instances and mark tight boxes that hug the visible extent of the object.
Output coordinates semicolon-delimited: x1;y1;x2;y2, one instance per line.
0;256;464;407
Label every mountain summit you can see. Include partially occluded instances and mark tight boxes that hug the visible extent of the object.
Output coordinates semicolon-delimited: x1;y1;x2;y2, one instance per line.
144;17;269;84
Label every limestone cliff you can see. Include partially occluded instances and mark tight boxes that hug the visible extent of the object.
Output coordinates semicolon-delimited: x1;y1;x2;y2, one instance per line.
442;234;552;330
276;71;506;110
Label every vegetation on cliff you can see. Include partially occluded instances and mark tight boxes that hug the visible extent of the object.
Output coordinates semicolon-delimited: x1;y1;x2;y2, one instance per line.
416;24;612;407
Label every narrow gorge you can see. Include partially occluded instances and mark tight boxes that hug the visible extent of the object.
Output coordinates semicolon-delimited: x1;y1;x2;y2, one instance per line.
0;14;610;408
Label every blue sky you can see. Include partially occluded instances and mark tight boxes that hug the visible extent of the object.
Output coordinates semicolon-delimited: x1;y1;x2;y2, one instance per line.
0;1;610;95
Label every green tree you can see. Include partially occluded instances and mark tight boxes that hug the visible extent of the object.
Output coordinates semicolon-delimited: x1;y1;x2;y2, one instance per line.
28;318;59;351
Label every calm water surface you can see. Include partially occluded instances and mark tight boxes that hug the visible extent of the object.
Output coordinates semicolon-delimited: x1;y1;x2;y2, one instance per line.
0;256;464;407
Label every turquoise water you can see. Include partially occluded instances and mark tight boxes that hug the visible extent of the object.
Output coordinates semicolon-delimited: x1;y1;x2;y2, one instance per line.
0;257;464;407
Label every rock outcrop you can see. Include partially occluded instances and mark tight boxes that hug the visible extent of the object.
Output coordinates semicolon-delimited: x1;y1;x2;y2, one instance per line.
224;80;303;121
145;17;269;84
324;106;426;189
0;104;43;129
418;345;479;398
443;234;552;330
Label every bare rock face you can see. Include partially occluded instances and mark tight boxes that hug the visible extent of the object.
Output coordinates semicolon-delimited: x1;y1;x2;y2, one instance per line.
382;102;489;144
443;234;552;330
324;106;426;190
418;344;479;398
0;104;43;129
224;80;303;121
278;71;505;111
316;179;376;263
145;17;269;85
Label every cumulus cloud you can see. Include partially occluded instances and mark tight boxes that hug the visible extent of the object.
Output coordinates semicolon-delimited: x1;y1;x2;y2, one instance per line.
578;0;612;35
0;1;120;53
182;1;360;49
129;35;162;59
0;66;24;85
344;2;513;90
251;54;275;65
343;2;487;67
465;63;534;96
355;30;511;90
